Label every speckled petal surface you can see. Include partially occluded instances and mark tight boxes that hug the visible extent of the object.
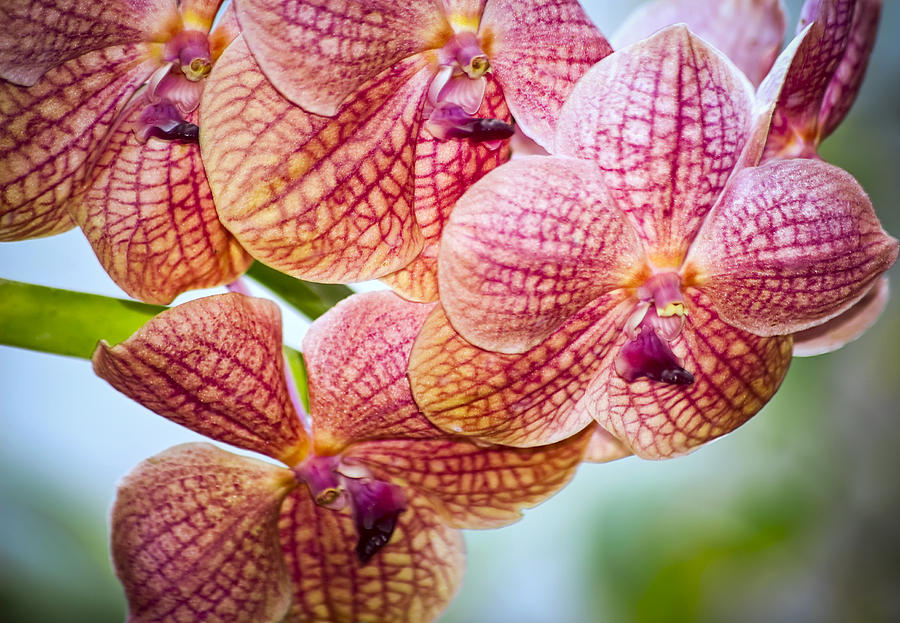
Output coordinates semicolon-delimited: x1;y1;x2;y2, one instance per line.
278;488;463;623
380;76;510;303
303;291;441;454
347;427;589;529
93;293;309;466
234;0;449;116
112;443;296;623
480;0;612;149
409;295;631;448
0;44;155;241
792;276;889;356
555;26;754;264
439;156;645;354
588;289;793;459
200;36;430;283
612;0;787;86
685;159;898;337
0;0;176;86
69;105;252;304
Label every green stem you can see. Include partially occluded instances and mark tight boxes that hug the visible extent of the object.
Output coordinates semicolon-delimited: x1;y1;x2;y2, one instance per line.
245;262;353;320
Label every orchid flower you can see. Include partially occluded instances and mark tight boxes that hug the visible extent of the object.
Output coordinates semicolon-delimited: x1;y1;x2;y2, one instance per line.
198;0;612;301
612;0;788;86
407;26;898;458
0;0;251;303
93;290;593;622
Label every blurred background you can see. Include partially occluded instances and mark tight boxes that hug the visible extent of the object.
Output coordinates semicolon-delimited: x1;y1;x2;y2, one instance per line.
2;1;899;622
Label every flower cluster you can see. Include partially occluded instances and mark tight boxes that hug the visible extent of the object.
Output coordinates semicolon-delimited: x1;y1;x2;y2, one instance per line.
2;0;896;621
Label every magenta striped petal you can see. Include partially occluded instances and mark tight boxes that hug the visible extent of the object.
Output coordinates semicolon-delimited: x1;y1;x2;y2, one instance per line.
0;44;156;241
234;0;449;116
278;488;463;623
347;427;589;529
408;295;632;448
93;293;310;466
303;291;442;453
0;0;176;86
112;443;296;623
69;105;252;304
555;26;754;264
588;289;793;459
381;75;510;302
612;0;787;86
685;159;898;337
200;36;431;283
793;276;889;356
439;156;645;354
480;0;612;149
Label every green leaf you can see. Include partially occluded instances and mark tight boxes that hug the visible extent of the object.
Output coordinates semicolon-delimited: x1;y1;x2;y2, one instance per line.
0;280;165;359
246;262;353;320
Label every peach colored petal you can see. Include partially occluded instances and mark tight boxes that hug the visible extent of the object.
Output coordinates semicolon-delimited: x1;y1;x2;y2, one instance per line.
555;26;754;264
408;295;632;448
69;105;252;304
0;44;156;241
439;156;645;354
235;0;451;116
685;159;898;337
588;288;793;459
112;443;296;623
93;293;309;466
278;488;463;623
200;36;431;283
583;424;632;463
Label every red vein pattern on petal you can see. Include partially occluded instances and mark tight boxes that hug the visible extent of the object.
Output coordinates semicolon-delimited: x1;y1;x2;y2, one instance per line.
278;488;464;623
0;0;177;86
200;36;430;283
235;0;450;116
611;0;787;86
0;44;156;241
380;75;511;303
685;159;898;337
793;276;889;357
555;26;753;264
69;106;252;304
93;293;309;465
589;288;793;459
112;443;296;623
439;156;645;354
409;295;632;448
480;0;612;149
347;427;589;530
303;291;441;454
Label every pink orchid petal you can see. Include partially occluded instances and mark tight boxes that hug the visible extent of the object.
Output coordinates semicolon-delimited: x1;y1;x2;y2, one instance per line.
302;291;442;453
278;487;463;623
93;293;310;466
685;158;898;337
589;289;793;459
480;0;612;149
555;26;754;264
583;424;632;463
0;0;177;86
0;44;156;241
199;36;431;283
112;443;296;623
209;1;240;61
68;105;252;304
439;156;645;354
346;427;590;530
234;0;449;116
793;276;889;356
818;0;882;138
759;0;858;158
408;295;632;448
612;0;787;86
179;0;223;31
381;76;511;302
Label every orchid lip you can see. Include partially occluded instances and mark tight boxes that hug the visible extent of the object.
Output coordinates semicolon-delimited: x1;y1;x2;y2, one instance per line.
425;103;513;143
